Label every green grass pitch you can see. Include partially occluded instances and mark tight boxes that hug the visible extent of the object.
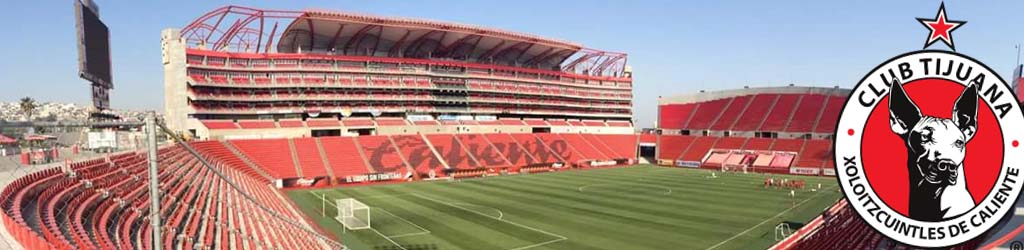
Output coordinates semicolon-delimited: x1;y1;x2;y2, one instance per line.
287;165;842;250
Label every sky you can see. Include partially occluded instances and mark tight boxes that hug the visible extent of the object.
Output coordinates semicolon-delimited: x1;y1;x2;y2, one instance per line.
1;1;1022;127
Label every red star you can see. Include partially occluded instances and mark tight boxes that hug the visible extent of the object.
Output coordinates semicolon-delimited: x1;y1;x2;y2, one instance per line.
917;2;965;50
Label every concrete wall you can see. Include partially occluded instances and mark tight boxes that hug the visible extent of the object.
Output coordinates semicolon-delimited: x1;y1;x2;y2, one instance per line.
161;28;191;133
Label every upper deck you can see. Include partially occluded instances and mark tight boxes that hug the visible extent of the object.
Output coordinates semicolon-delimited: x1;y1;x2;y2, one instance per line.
179;6;630;79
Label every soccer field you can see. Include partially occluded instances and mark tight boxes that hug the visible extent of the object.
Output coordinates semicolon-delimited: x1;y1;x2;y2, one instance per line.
287;165;842;250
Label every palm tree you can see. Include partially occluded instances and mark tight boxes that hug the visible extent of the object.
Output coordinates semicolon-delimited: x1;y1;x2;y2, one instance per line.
19;97;36;121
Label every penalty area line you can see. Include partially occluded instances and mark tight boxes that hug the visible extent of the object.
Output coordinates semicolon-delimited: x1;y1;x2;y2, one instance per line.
703;184;836;250
311;191;412;250
411;193;568;249
376;208;432;238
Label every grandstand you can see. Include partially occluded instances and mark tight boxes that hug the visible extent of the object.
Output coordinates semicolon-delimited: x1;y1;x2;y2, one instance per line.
161;6;633;140
0;145;339;249
656;86;845;175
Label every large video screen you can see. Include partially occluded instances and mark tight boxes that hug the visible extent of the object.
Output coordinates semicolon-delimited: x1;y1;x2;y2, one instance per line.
75;0;112;88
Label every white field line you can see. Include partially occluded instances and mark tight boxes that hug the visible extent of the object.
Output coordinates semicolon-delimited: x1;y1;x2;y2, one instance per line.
577;183;672;195
508;238;567;250
451;202;504;220
376;208;432;238
332;192;415;200
370;228;408;250
411;193;568;250
703;185;837;250
386;231;432;238
312;191;412;249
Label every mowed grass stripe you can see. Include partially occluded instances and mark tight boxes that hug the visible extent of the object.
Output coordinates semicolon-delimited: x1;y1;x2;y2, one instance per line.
289;165;841;250
330;188;515;250
565;168;840;214
501;169;818;224
568;169;835;209
329;186;559;250
438;171;770;246
391;165;831;247
534;167;794;199
487;169;823;244
477;173;757;235
572;167;829;196
569;168;843;240
426;178;685;249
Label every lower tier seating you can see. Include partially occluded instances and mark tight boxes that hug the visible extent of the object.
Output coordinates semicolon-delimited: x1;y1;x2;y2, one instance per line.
356;135;410;173
426;134;481;170
389;135;445;175
485;133;539;167
293;138;330;178
320;136;375;178
773;200;981;250
456;134;511;168
657;135;834;171
229;139;299;179
0;146;334;250
198;133;638;182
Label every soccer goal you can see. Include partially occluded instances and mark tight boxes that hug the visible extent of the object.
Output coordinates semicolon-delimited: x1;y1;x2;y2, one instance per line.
721;164;748;174
335;198;371;230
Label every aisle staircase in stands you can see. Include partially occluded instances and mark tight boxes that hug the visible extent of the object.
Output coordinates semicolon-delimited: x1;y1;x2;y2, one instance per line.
221;141;274;180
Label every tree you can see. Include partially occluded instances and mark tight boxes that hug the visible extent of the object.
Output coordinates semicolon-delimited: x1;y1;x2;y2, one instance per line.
19;97;36;121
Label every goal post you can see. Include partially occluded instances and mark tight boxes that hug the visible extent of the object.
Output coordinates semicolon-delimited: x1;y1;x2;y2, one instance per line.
722;164;748;174
335;198;371;230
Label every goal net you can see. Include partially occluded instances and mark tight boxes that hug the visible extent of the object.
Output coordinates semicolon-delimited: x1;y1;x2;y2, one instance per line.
722;164;748;174
335;198;371;230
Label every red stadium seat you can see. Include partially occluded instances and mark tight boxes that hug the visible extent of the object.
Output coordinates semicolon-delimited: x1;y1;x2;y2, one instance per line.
510;134;564;164
375;119;408;126
759;94;801;131
0;146;325;249
657;135;694;161
685;98;732;130
712;137;747;150
784;94;827;132
680;136;718;162
389;135;445;175
319;136;375;178
229;139;301;179
743;138;774;150
293;138;330;178
770;138;804;153
237;120;277;129
342;118;374;127
709;95;753;131
201;120;238;130
306;119;340;127
426;134;481;170
456;134;512;168
813;96;844;133
655;104;696;129
731;94;777;131
357;135;411;173
795;140;832;168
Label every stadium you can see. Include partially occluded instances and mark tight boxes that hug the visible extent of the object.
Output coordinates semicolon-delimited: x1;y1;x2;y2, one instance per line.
1;3;1023;250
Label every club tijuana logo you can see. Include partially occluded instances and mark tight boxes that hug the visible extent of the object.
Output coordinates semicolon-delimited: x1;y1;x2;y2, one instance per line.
835;3;1024;248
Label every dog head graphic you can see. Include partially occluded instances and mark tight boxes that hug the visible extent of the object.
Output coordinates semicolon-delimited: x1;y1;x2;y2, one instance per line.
888;79;979;221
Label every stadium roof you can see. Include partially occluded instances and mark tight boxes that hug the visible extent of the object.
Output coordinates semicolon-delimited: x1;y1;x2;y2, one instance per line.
179;6;628;77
